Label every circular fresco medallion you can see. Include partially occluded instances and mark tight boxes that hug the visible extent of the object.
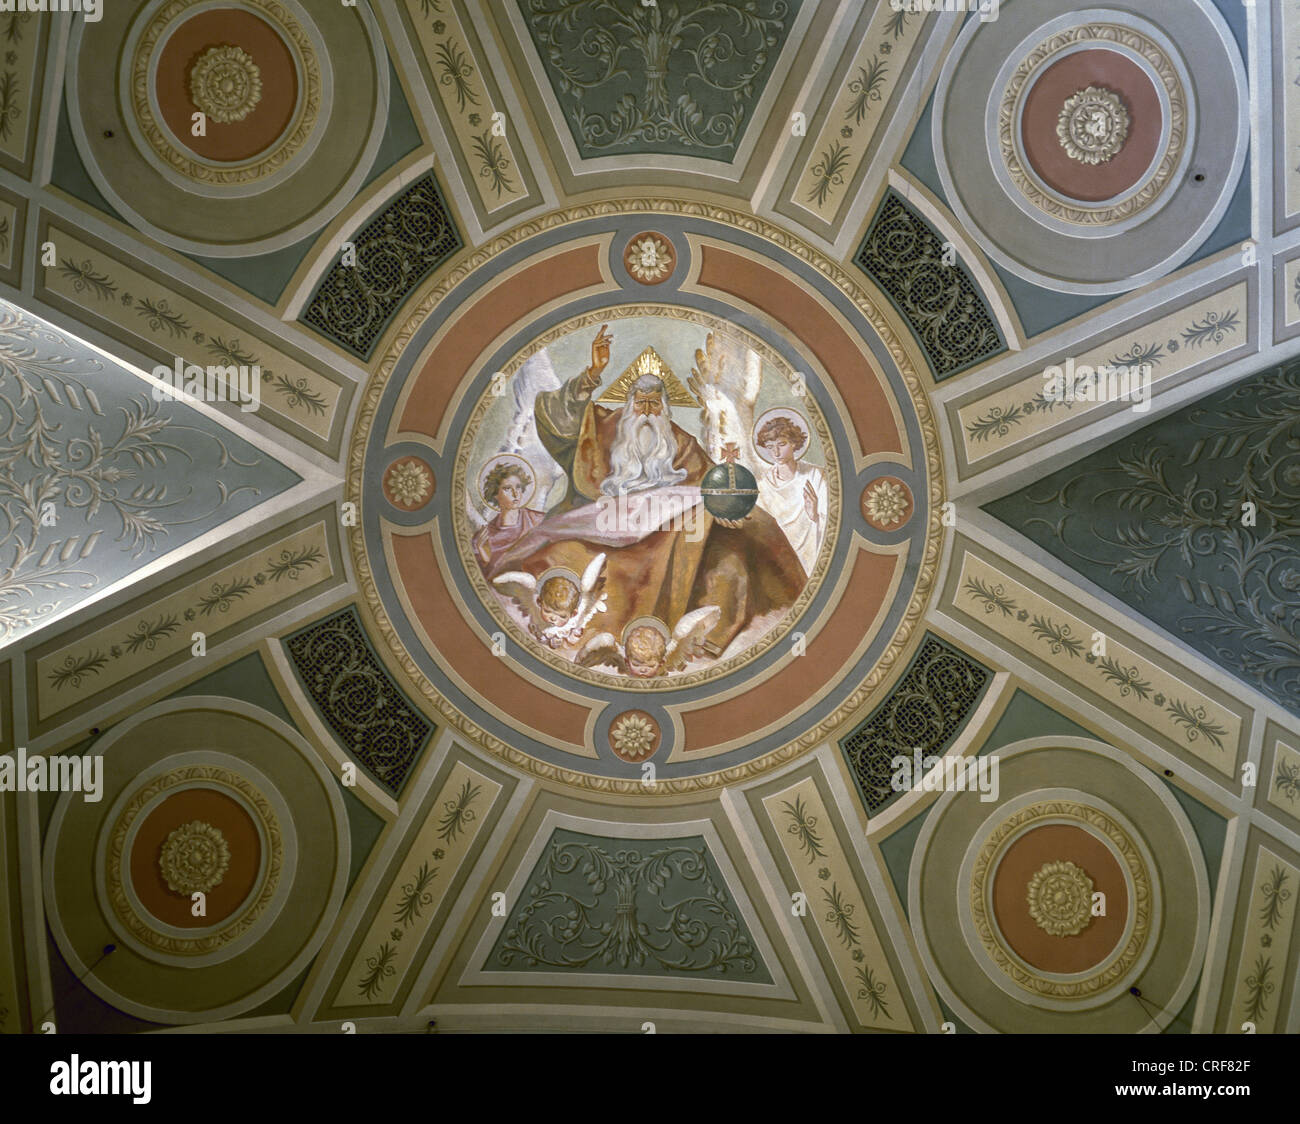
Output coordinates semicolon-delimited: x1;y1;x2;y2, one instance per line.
353;203;941;792
453;308;840;688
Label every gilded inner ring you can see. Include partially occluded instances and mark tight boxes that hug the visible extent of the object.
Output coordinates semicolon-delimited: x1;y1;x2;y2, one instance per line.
969;799;1152;1002
127;0;321;187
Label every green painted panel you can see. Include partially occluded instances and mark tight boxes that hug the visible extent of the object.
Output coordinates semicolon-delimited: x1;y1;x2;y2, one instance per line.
518;0;800;161
986;361;1297;716
487;827;771;982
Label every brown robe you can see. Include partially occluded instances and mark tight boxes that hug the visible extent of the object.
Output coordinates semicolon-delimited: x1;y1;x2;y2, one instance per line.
472;507;544;573
492;384;807;654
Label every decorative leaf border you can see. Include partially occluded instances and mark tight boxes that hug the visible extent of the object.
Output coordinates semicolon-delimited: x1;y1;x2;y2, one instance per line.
965;306;1242;444
55;254;327;420
960;567;1232;754
0;12;32;157
39;226;347;452
346;765;496;1007
780;794;826;861
406;0;520;208
1273;751;1300;807
1230;850;1298;1032
796;7;922;218
764;779;898;1026
43;536;329;694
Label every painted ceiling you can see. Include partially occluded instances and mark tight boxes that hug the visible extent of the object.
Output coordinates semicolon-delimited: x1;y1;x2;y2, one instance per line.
0;0;1295;1037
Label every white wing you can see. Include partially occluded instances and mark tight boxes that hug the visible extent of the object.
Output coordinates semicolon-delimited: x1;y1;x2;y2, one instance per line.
580;552;606;595
576;631;627;673
492;572;547;635
571;552;608;630
688;332;761;471
503;350;564;504
542;553;607;645
470;351;565;528
663;605;722;672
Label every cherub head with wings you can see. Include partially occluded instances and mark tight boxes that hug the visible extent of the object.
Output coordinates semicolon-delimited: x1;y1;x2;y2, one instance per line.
577;605;721;678
491;553;607;649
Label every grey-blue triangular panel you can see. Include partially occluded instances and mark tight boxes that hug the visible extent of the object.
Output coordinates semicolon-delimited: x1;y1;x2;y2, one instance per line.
984;362;1300;715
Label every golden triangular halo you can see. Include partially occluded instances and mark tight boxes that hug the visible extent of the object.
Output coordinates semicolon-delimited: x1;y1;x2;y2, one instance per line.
598;346;699;407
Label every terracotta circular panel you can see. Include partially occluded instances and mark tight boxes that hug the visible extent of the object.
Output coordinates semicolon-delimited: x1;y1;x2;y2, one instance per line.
991;822;1128;973
130;786;262;929
352;203;943;792
910;744;1212;1032
155;7;299;164
609;710;661;762
861;476;912;531
45;712;349;1023
72;0;387;255
934;2;1247;292
1020;49;1161;203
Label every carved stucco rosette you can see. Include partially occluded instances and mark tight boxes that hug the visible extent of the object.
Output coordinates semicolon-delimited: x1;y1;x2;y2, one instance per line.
1056;86;1129;164
970;801;1151;1000
998;25;1186;225
384;458;434;508
623;233;676;283
863;479;909;528
610;711;659;761
159;820;231;895
189;46;263;124
1027;859;1094;936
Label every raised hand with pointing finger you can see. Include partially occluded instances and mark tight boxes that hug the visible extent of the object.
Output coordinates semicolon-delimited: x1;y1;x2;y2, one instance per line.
578;324;613;397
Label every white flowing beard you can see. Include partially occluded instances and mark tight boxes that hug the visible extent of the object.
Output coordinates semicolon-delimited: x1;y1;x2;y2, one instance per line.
601;407;687;495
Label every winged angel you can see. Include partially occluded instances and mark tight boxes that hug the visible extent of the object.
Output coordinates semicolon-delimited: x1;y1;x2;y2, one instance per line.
463;350;568;559
577;605;722;679
492;552;608;649
692;333;827;575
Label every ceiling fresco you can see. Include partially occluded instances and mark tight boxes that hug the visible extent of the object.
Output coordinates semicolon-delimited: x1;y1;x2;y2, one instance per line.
0;0;1296;1050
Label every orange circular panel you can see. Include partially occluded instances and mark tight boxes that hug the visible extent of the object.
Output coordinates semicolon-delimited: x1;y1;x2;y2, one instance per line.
1020;49;1162;203
861;476;913;531
130;786;262;929
991;822;1128;974
155;7;298;164
384;456;436;510
609;709;661;762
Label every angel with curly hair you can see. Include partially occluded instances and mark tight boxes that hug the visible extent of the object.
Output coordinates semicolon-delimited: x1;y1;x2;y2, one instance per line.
472;458;545;572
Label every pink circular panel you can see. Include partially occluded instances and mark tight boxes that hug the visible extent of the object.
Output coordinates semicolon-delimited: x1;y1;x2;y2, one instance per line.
1020;48;1163;203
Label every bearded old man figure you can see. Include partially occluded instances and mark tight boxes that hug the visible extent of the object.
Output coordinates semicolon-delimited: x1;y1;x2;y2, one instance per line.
488;325;806;657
